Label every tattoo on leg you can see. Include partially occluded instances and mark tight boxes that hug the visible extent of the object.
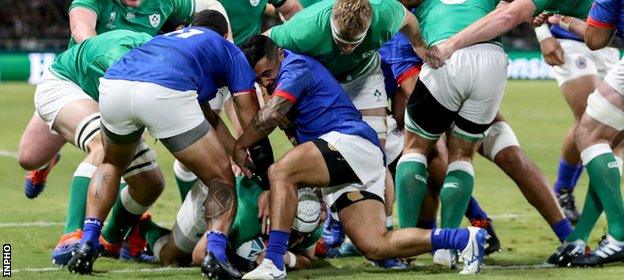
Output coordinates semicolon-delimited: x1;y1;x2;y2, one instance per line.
92;172;111;199
203;180;235;220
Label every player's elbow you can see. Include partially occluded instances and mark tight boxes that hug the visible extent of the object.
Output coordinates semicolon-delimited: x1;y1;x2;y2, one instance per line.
584;35;609;51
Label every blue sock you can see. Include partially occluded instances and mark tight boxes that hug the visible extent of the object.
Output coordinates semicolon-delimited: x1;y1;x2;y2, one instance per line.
570;164;584;189
266;230;290;270
206;230;228;262
465;197;488;220
431;228;470;251
81;218;102;247
554;159;582;194
416;219;436;229
551;218;573;243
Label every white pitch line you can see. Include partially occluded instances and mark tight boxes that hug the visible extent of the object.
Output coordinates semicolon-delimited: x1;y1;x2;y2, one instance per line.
484;263;554;270
13;266;194;273
0;150;18;159
0;221;172;228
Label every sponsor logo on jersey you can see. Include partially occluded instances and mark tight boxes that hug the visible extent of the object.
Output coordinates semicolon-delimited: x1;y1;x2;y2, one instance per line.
362;50;375;58
250;0;260;7
575;56;587;69
126;12;135;19
150;13;161;27
443;182;459;189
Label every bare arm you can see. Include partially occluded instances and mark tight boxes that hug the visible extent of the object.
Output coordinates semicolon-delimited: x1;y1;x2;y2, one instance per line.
398;9;427;57
235;96;293;149
201;102;236;156
69;7;98;43
232;91;262;129
585;25;615;50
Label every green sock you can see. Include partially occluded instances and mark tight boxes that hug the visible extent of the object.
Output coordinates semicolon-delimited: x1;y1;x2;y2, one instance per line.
174;160;197;202
566;185;603;243
583;147;624;240
440;161;475;228
102;183;146;243
64;163;96;234
395;153;429;228
139;218;171;250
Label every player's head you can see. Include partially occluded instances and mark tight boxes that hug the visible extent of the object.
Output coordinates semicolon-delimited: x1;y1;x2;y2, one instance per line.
190;10;229;38
241;35;284;93
121;0;142;7
331;0;372;54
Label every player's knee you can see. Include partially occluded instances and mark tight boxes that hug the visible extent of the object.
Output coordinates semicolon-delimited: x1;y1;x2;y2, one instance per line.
17;152;41;170
202;179;236;220
481;121;520;161
355;238;387;261
268;161;293;185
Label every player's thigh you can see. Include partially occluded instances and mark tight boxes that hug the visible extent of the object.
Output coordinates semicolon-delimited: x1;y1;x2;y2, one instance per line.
18;114;65;169
560;75;600;119
338;198;387;254
269;141;330;187
54;99;100;148
577;76;624;148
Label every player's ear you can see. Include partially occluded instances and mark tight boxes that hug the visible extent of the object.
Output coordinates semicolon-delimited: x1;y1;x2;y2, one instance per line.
277;48;285;62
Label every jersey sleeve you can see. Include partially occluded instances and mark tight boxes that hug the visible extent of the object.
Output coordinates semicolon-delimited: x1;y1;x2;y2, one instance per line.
169;0;195;24
274;58;313;103
587;0;620;28
227;51;257;94
69;0;104;15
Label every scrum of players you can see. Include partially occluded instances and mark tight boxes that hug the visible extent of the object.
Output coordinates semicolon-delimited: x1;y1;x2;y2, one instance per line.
16;0;624;278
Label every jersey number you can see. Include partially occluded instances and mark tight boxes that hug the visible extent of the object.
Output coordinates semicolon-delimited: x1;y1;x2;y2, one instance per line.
166;28;205;39
441;0;466;4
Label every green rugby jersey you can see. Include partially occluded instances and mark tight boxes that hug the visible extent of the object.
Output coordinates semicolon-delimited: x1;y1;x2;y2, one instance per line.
50;30;152;100
221;0;287;45
269;0;405;82
299;0;323;8
415;0;500;47
68;0;193;46
531;0;592;18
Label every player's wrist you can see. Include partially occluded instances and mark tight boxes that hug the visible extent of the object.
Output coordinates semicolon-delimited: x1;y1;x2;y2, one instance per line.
534;24;553;42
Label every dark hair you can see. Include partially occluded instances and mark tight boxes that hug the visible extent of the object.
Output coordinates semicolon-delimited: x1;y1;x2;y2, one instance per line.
240;35;279;68
190;10;228;37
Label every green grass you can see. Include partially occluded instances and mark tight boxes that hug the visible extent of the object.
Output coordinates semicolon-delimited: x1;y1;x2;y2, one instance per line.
0;81;623;279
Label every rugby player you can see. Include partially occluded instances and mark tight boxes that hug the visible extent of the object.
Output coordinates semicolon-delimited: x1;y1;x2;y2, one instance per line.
236;35;487;279
424;0;624;267
19;0;230;199
66;19;261;279
533;5;619;223
538;3;624;266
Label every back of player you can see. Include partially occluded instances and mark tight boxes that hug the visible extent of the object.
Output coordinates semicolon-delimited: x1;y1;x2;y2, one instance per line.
105;27;256;103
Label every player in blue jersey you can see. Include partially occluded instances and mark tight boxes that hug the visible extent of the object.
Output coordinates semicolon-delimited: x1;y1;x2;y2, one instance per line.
533;17;620;224
66;26;261;279
542;2;624;266
233;35;487;279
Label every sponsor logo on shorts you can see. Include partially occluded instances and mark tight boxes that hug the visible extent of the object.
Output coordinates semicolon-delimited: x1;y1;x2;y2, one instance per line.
575;57;587;69
373;89;382;101
346;191;364;202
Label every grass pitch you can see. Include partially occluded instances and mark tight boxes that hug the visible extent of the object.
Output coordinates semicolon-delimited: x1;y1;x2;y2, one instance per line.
1;81;624;279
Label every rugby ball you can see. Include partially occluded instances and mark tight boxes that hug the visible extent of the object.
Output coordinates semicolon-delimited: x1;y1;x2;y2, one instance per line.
292;187;321;233
235;236;266;262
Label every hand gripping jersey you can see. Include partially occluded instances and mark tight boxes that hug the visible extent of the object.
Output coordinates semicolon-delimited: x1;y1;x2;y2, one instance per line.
68;0;194;46
50;30;152;101
269;0;405;82
273;51;381;149
587;0;624;41
104;27;257;103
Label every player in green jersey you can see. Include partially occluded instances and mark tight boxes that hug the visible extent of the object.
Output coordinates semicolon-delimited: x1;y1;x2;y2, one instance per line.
133;176;322;271
18;0;231;200
34;29;164;266
222;0;301;45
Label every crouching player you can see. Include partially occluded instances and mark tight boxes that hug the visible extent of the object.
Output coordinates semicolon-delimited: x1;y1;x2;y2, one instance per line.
32;29;167;265
235;36;487;279
67;20;262;278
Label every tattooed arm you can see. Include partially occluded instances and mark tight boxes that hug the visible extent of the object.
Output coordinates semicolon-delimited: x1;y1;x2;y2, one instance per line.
233;96;293;173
